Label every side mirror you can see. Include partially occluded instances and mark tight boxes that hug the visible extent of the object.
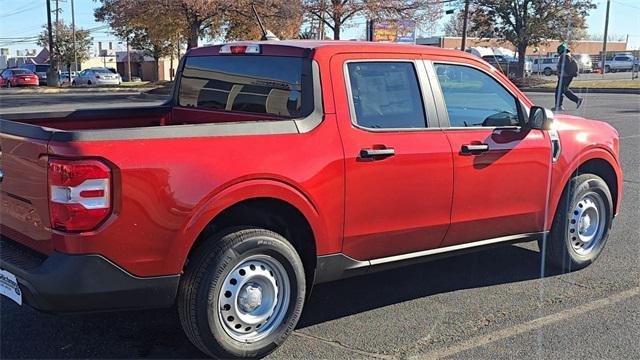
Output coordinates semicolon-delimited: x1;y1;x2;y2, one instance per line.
528;106;555;130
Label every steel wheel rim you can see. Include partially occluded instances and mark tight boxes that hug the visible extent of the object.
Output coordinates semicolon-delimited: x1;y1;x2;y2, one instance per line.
568;191;606;256
217;255;290;343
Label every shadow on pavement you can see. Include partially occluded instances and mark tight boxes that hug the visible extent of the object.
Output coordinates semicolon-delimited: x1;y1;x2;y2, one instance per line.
299;244;551;328
1;243;554;359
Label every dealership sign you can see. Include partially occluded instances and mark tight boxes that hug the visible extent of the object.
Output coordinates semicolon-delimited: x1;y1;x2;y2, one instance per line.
372;20;416;43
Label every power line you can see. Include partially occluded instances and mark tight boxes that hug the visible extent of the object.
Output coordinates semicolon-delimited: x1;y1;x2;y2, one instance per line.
1;2;41;18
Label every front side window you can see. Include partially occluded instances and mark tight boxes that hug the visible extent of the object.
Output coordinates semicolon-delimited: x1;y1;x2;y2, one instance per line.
179;55;312;118
434;63;520;128
347;62;426;129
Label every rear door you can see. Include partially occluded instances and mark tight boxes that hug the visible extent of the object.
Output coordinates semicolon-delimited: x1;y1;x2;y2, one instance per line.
331;54;454;260
428;61;551;246
0;131;53;254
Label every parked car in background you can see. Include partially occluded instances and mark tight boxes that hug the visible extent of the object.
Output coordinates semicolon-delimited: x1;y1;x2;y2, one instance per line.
121;75;142;82
575;54;593;73
60;71;77;85
0;68;39;87
72;67;122;86
482;54;532;78
604;55;636;72
532;57;558;76
17;64;49;85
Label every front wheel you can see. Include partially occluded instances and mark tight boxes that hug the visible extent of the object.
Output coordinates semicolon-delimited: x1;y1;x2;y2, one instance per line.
6;81;12;88
540;174;613;272
178;227;306;359
543;67;552;76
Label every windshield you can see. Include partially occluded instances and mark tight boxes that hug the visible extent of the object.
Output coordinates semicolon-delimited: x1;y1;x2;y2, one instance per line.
178;55;313;118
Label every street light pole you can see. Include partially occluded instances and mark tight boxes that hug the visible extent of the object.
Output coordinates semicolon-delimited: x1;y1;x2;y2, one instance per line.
460;0;470;51
601;0;611;78
71;0;77;72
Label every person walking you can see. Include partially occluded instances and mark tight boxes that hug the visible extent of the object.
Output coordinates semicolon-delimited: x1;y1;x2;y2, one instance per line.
553;43;584;111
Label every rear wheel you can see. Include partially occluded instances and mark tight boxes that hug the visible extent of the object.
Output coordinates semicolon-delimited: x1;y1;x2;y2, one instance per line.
7;81;12;88
540;174;613;272
543;67;552;76
87;80;92;85
178;227;306;359
604;65;611;73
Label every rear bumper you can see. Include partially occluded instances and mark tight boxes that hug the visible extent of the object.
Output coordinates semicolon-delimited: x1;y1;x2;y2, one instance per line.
0;237;179;313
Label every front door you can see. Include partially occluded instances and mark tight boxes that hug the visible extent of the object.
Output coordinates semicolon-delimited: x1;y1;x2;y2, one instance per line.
430;62;552;246
331;54;454;260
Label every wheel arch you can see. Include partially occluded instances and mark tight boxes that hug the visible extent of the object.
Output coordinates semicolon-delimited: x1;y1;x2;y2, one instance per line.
548;149;621;228
171;179;326;289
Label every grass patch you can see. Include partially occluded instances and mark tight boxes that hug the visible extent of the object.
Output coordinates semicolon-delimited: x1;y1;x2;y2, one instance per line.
117;81;151;87
534;79;640;89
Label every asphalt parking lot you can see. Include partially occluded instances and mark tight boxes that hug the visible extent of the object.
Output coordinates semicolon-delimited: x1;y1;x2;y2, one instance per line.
1;91;638;359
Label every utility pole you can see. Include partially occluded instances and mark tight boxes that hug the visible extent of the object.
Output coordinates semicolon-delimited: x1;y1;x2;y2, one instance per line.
460;0;470;51
601;0;610;78
127;36;132;82
71;0;77;72
46;0;59;87
318;0;326;40
55;0;60;72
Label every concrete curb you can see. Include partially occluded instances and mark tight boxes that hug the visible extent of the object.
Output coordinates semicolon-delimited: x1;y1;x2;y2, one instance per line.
521;87;640;95
0;87;159;95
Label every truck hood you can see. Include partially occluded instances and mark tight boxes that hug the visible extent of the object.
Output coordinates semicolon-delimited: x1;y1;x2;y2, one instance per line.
552;114;620;162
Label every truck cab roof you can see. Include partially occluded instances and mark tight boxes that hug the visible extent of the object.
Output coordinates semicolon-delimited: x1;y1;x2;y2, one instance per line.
188;40;478;60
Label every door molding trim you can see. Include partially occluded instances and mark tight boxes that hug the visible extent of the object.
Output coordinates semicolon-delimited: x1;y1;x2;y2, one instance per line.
314;231;547;284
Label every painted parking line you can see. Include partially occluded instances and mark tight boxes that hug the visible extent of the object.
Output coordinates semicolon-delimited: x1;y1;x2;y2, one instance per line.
411;286;640;360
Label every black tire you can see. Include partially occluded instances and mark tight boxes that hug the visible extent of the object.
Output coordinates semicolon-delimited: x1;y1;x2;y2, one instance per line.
604;65;611;73
178;227;306;359
72;80;76;86
7;81;12;88
543;67;552;76
87;80;92;85
541;174;613;272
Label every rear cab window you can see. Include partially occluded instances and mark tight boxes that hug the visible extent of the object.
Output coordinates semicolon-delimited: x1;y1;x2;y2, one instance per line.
345;61;427;129
178;55;314;118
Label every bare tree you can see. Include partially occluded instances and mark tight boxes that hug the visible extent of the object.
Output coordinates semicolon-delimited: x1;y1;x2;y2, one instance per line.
303;0;441;40
471;0;596;79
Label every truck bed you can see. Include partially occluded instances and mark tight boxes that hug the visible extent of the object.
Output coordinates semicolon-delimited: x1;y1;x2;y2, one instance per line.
0;105;305;142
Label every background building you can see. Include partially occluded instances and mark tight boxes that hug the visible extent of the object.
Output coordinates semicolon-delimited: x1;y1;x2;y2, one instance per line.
417;36;628;56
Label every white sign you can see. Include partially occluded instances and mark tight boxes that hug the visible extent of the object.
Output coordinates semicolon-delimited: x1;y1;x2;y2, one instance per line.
0;269;22;305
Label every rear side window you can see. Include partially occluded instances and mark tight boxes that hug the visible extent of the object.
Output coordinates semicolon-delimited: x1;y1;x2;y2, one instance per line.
435;63;520;127
346;62;426;129
179;55;312;118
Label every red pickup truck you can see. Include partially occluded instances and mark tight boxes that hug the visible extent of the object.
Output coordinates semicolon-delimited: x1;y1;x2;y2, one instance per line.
0;41;622;358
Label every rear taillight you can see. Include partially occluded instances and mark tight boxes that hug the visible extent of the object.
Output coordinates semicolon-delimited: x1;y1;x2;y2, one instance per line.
48;159;112;232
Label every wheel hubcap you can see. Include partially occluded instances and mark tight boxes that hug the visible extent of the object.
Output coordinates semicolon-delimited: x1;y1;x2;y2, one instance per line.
568;192;606;255
216;255;290;343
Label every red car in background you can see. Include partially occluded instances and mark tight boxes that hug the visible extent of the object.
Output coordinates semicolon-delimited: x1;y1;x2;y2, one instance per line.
0;68;39;87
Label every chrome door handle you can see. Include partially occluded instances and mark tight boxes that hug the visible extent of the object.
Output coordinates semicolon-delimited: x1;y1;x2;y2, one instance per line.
460;144;489;154
359;148;395;159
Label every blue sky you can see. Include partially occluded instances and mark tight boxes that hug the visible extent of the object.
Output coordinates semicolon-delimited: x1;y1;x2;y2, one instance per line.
1;0;639;56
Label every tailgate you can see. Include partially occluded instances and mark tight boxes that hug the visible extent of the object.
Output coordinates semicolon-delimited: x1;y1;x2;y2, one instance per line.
0;131;52;255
